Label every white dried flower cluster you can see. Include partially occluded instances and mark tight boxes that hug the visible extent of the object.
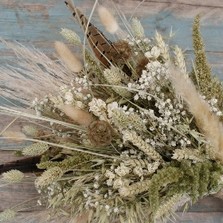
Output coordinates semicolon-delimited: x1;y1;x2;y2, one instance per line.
88;98;108;120
128;60;192;148
59;85;75;105
114;163;131;177
57;77;91;106
128;61;169;100
48;182;63;199
32;94;62;117
124;158;160;177
145;46;161;59
104;148;160;198
105;167;131;189
32;97;48;117
104;154;140;190
148;97;191;147
32;76;92;117
206;97;223;116
122;149;160;177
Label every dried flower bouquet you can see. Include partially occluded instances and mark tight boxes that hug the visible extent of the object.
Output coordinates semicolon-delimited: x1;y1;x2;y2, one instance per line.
1;0;223;222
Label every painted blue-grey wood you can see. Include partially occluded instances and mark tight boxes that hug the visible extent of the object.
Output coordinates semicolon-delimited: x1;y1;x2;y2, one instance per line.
0;0;223;77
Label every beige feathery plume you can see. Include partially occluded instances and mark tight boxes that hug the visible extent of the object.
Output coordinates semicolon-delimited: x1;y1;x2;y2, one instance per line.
97;5;119;34
0;39;75;106
59;104;94;126
169;65;223;163
54;41;83;73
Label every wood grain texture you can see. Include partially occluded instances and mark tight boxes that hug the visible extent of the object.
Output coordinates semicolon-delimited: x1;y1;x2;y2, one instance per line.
0;0;223;222
0;0;223;78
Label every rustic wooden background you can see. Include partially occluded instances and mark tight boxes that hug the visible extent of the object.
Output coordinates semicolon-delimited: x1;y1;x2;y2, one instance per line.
1;0;223;222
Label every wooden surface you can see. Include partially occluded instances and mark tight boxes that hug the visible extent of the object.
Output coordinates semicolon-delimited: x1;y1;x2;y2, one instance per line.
1;0;223;222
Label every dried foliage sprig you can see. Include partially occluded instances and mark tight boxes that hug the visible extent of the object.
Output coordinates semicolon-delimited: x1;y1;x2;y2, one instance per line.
191;15;223;111
169;65;223;162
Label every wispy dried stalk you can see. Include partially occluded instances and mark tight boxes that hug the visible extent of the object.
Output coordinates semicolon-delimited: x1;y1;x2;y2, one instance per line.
0;39;74;106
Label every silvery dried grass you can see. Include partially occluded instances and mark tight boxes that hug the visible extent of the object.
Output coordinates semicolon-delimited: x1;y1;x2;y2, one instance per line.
0;39;74;106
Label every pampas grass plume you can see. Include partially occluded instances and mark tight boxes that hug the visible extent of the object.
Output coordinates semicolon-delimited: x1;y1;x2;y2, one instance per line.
98;6;119;34
169;65;223;163
54;41;83;73
60;104;94;126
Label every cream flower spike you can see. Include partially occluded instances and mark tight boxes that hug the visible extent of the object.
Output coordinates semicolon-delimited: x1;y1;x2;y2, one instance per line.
97;5;119;34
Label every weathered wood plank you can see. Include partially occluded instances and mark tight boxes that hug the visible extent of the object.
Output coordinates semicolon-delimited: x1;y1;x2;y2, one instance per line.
0;176;39;212
174;212;223;223
188;196;223;212
7;211;223;223
0;0;223;78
